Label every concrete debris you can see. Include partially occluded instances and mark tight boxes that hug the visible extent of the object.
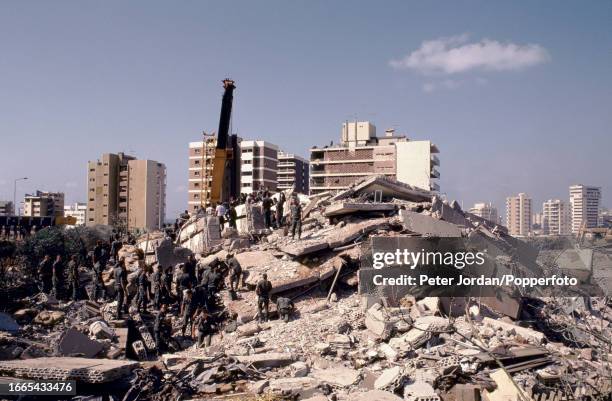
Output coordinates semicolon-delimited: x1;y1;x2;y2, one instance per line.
1;175;610;400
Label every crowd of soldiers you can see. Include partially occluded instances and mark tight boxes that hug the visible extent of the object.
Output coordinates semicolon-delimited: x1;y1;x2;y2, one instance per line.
35;231;296;355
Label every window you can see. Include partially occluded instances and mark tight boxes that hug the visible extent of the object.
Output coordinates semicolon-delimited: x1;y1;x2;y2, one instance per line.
195;160;201;165
194;171;200;176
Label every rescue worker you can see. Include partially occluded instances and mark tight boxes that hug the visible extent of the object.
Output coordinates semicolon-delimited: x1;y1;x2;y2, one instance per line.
276;191;286;228
114;258;129;319
153;305;171;355
255;273;272;322
67;254;80;301
290;195;302;239
92;254;106;300
227;254;242;292
184;255;197;285
151;264;162;310
262;194;273;228
110;235;123;261
276;296;295;323
51;255;63;298
136;264;150;313
194;310;216;348
180;289;194;336
228;203;237;229
161;265;173;305
37;254;53;294
176;263;191;308
206;265;222;311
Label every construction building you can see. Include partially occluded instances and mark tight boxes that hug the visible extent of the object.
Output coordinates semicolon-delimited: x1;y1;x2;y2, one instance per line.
188;134;242;213
23;191;64;218
469;202;500;224
309;122;439;195
87;152;166;231
569;184;601;233
277;151;309;194
64;202;88;226
240;140;278;194
542;199;571;236
0;201;14;217
506;193;532;236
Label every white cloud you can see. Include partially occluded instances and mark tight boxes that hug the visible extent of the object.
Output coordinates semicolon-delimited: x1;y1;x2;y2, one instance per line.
390;34;549;74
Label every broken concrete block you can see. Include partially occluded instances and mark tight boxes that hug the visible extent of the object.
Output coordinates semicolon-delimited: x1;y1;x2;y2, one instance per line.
249;379;269;394
483;369;533;401
454;384;481;401
314;342;331;354
89;321;115;340
58;327;104;358
289;361;309;377
400;210;463;237
483;317;545;344
34;310;65;326
416;297;440;314
365;304;393;340
268;377;319;395
326;333;352;349
353;390;403;401
138;326;157;351
374;366;404;390
132;340;147;360
233;352;293;368
311;365;361;387
379;343;399;361
403;380;440;401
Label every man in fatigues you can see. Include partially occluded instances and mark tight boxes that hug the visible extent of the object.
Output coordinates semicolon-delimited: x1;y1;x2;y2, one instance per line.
262;194;273;228
256;273;272;322
92;254;106;301
136;265;150;313
180;289;194;336
290;196;302;240
185;255;197;285
194;310;216;348
67;255;80;301
37;254;53;294
160;265;173;306
153;305;170;355
206;265;222;311
276;191;286;228
276;296;294;323
51;255;64;298
176;264;191;309
151;265;162;310
114;258;128;319
110;236;123;261
227;254;242;292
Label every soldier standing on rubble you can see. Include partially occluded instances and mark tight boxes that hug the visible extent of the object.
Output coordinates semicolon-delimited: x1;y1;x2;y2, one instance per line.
161;265;173;305
262;193;273;228
194;310;216;348
110;235;122;261
37;254;53;294
176;263;191;309
51;255;64;298
136;264;150;313
184;254;197;285
114;257;129;319
256;273;272;322
276;296;295;323
91;253;106;300
180;289;195;336
276;191;286;228
290;195;302;240
228;203;237;229
206;264;222;311
151;264;162;310
93;240;103;263
227;254;242;293
153;304;171;355
67;255;80;301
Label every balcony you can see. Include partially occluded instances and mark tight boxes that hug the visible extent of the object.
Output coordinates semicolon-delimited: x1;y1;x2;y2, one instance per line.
430;168;440;178
430;154;440;166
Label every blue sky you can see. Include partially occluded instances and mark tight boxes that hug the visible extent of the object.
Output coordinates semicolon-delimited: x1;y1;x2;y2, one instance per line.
1;1;610;219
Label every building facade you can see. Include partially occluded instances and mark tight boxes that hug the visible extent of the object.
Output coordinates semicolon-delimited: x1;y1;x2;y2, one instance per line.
64;202;88;226
240;140;278;194
542;199;571;235
309;122;439;195
277;151;309;194
0;201;14;217
469;202;500;224
506;193;532;236
87;152;166;231
569;185;601;233
23;191;64;218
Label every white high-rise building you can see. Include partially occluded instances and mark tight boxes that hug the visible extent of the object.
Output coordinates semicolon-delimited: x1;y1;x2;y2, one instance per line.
506;193;532;236
542;199;571;235
569;185;601;233
469;202;500;224
64;203;88;226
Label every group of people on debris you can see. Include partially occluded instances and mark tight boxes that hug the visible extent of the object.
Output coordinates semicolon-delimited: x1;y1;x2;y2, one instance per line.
36;233;296;354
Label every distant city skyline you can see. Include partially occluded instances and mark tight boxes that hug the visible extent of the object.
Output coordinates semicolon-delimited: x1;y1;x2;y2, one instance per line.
1;1;610;218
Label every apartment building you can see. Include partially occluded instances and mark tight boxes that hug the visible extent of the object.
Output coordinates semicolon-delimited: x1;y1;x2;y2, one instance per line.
277;151;309;194
506;193;532;236
542;199;571;235
240;140;278;194
469;202;500;224
0;201;14;217
187;134;242;212
87;152;166;231
23;191;64;218
64;202;88;226
309;122;439;195
569;184;601;233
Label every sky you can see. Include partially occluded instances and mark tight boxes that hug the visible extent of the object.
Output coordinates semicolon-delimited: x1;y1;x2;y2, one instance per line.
1;1;610;220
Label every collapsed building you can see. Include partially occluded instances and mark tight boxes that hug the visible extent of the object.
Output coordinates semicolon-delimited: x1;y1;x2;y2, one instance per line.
0;175;611;401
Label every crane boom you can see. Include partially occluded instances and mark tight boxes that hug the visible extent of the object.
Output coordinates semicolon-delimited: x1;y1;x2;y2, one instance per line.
210;79;236;205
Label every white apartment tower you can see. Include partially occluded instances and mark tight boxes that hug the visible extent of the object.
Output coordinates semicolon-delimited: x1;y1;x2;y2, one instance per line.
240;140;279;194
569;185;601;233
542;199;571;235
469;202;500;224
506;193;532;236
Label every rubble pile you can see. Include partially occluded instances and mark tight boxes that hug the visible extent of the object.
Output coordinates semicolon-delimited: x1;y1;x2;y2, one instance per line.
0;175;610;400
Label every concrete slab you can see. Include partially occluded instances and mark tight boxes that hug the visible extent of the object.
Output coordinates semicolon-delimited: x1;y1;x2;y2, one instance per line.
57;327;104;358
353;390;403;401
311;366;361;387
400;210;462;237
233;352;293;368
324;202;396;217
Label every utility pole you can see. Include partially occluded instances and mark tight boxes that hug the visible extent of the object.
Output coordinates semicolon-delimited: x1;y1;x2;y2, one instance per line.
13;177;28;216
